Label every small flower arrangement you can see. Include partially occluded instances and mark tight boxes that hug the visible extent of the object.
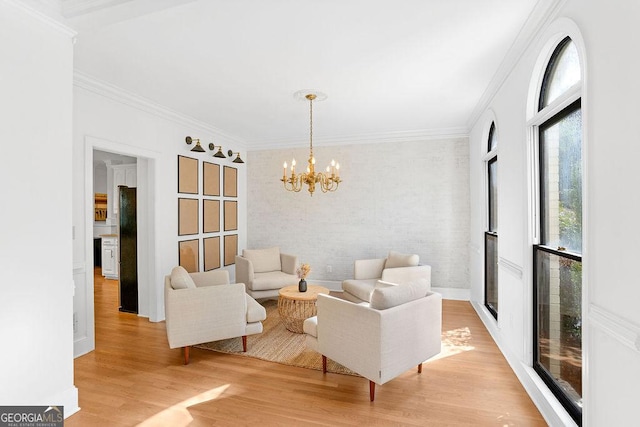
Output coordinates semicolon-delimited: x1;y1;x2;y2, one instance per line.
296;263;311;280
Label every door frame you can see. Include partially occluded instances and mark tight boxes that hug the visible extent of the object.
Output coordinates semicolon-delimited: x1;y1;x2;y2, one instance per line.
75;135;159;357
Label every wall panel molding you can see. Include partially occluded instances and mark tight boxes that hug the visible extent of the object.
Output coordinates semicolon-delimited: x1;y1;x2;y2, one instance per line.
590;304;640;353
498;256;523;279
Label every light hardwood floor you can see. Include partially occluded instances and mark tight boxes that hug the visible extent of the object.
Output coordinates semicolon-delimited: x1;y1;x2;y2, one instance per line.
66;269;546;426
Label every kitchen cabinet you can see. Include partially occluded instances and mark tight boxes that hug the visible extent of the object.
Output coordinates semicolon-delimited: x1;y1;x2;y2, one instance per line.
112;164;136;214
101;235;118;279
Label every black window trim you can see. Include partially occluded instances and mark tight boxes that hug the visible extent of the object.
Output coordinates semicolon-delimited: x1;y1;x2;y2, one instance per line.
484;231;498;320
484;121;498;320
532;245;582;424
487;121;497;153
538;36;573;112
534;45;583;423
538;98;582;250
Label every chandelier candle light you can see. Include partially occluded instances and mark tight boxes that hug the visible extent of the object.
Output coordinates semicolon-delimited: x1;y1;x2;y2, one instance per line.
281;92;342;196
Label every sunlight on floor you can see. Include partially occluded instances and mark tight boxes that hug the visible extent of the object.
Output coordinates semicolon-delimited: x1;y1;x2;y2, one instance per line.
137;384;230;427
497;412;518;426
428;327;475;362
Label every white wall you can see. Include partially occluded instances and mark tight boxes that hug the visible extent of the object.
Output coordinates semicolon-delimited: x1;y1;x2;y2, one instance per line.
247;138;470;296
71;76;247;356
0;0;78;414
468;0;640;425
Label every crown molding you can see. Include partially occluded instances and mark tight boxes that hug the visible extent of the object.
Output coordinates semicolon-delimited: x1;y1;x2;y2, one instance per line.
246;127;469;151
466;0;568;130
62;0;130;18
73;70;466;153
4;0;76;36
73;70;246;148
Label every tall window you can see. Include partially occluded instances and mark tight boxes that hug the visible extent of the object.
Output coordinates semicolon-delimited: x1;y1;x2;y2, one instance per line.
485;122;498;319
533;37;582;425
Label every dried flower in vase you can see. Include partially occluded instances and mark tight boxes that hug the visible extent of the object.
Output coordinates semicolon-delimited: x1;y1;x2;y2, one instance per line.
296;263;311;280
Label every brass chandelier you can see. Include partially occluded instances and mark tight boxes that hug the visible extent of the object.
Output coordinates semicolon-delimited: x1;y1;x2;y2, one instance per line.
281;93;341;196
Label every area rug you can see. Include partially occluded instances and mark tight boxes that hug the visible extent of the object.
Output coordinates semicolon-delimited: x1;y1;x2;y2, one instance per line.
194;299;358;376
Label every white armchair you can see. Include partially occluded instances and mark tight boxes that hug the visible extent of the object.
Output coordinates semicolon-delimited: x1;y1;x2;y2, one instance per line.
164;266;266;364
304;282;442;401
342;251;431;303
235;247;298;299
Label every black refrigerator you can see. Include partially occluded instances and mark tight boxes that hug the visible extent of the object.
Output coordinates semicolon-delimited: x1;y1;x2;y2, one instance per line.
118;186;138;313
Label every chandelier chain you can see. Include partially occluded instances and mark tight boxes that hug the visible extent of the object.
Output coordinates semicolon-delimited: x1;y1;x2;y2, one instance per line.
309;95;313;156
280;92;341;196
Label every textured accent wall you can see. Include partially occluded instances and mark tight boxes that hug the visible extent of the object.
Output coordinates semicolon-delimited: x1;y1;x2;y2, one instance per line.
247;137;470;289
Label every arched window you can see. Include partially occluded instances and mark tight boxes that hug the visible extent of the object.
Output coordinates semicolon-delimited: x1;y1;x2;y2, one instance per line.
532;36;583;425
485;122;498;319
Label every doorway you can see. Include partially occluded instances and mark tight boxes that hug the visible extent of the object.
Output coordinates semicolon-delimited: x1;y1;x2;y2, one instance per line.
74;135;158;358
93;150;137;313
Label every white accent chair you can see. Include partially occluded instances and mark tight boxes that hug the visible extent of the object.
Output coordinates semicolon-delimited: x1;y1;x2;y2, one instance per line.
341;251;431;303
235;247;298;299
304;282;442;401
164;266;267;365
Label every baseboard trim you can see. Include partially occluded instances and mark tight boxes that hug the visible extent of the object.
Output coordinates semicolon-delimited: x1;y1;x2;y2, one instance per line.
47;385;79;419
74;335;93;359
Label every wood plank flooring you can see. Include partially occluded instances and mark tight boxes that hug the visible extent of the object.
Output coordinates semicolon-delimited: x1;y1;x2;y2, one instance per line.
66;269;546;426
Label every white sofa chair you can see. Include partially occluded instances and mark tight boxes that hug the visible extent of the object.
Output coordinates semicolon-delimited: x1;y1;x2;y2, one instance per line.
304;282;442;401
164;266;266;364
235;247;298;299
341;251;431;303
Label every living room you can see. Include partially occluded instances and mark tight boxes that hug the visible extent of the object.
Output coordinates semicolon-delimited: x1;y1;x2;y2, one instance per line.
2;0;639;426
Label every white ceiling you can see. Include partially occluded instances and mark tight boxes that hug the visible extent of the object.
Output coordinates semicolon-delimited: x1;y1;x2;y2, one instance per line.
67;0;548;150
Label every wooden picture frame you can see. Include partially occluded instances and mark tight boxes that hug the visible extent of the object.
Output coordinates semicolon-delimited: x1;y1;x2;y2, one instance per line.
178;239;199;273
203;199;220;233
224;234;238;266
224;200;237;231
203;161;220;196
203;236;221;271
178;198;199;236
223;166;237;197
178;155;198;194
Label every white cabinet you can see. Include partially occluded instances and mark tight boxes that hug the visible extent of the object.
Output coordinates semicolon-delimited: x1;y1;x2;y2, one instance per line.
101;236;118;279
112;164;137;214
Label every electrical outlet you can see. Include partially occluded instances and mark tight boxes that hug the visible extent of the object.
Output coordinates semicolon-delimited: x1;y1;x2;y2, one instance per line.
326;265;332;273
73;312;78;334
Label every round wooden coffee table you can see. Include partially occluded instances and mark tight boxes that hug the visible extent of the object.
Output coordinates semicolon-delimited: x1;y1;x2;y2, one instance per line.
278;284;330;333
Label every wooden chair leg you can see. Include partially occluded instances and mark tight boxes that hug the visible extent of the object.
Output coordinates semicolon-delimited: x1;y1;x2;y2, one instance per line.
183;346;190;365
322;355;327;373
242;335;247;352
418;363;423;374
369;381;375;402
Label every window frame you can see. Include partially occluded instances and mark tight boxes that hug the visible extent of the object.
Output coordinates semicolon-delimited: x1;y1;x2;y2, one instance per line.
531;36;583;426
484;122;498;320
538;37;574;111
